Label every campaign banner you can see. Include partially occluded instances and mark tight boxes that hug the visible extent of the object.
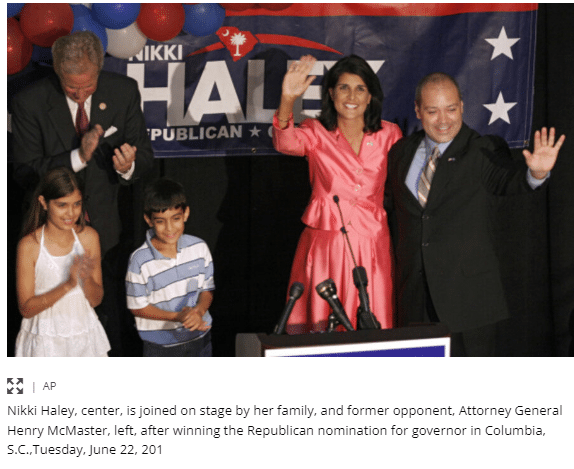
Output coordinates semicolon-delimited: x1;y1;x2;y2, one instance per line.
103;4;538;157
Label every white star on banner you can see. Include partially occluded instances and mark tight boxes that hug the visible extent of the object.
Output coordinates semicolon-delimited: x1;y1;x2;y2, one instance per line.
249;126;261;137
483;92;517;125
485;26;520;60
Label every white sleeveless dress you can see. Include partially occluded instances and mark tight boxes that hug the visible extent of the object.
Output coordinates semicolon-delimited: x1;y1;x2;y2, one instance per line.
15;227;111;357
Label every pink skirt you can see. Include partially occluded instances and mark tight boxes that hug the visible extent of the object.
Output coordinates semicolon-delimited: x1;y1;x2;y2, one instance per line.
285;226;394;334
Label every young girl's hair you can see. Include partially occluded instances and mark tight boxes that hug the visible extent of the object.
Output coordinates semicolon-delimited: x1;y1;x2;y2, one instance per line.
20;167;86;239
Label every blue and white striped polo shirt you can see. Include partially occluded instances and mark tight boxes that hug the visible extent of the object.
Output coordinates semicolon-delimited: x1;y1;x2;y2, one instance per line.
126;229;215;344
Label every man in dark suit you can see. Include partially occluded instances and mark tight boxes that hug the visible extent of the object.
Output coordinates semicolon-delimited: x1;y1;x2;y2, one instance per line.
12;31;153;256
385;73;565;356
11;31;154;355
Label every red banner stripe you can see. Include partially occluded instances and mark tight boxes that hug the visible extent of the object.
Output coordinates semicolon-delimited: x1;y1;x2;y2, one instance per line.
255;34;342;54
224;3;538;17
189;43;225;56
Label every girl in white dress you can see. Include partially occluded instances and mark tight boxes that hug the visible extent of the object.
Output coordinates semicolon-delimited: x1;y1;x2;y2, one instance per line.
15;167;110;357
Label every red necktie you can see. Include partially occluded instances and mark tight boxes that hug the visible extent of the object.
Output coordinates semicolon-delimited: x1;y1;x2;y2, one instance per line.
75;101;90;223
75;102;89;136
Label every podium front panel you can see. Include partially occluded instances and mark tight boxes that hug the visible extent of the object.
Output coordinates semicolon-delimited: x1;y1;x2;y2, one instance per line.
264;337;449;357
236;325;450;357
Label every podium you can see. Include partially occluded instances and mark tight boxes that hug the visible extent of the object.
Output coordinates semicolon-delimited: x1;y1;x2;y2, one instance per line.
236;324;450;357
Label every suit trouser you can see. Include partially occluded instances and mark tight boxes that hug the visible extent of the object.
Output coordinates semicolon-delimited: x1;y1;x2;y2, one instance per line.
97;244;143;357
423;270;496;357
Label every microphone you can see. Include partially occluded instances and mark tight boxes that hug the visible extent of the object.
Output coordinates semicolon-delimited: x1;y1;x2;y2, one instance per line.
316;279;355;331
353;266;381;330
332;195;381;330
273;282;304;334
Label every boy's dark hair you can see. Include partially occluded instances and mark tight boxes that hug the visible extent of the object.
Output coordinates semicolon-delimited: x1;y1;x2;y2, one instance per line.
144;178;187;217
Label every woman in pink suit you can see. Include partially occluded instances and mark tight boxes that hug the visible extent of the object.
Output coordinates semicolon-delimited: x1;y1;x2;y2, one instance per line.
273;55;402;333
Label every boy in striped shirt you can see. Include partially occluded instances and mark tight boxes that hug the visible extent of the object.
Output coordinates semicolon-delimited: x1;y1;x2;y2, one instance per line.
126;179;215;356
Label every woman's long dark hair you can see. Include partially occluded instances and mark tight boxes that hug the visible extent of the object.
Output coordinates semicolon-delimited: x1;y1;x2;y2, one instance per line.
318;55;384;133
20;167;85;239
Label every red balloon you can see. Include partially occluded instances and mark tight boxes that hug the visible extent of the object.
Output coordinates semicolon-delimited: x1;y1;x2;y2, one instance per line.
220;3;256;11
19;3;74;48
137;4;185;42
258;3;293;10
7;18;33;75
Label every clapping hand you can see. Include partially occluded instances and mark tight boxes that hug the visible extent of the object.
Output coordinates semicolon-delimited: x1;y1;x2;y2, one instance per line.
523;127;566;179
77;255;96;282
68;254;95;288
177;306;211;332
113;143;137;174
79;124;104;163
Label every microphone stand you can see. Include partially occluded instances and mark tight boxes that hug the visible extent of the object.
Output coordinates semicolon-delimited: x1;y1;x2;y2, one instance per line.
333;196;381;330
327;314;341;333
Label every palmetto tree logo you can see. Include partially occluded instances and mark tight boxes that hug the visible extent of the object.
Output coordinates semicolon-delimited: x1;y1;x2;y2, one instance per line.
214;27;258;61
191;27;341;62
230;32;247;57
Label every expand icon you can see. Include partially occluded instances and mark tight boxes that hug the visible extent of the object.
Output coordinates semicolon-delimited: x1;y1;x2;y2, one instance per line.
7;378;24;394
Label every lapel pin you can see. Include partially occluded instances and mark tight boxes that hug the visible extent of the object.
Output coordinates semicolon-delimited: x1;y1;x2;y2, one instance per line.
99;103;107;111
448;157;456;162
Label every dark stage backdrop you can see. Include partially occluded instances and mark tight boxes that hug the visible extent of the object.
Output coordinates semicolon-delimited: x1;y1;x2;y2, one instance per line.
6;4;574;356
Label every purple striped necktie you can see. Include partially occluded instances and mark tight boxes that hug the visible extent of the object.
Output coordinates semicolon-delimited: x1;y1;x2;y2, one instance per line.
417;145;440;208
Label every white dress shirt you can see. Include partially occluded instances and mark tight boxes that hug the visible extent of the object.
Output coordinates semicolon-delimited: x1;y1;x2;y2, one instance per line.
405;135;547;201
65;95;135;180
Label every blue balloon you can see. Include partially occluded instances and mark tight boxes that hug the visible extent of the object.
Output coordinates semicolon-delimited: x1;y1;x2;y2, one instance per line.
71;5;92;19
71;5;109;52
183;4;226;37
7;3;25;18
92;3;140;30
32;45;54;66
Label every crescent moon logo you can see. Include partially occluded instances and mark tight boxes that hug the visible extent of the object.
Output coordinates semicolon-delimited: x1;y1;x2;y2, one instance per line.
222;29;229;37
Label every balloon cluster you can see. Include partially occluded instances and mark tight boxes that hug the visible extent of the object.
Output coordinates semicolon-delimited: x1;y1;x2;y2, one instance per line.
7;3;291;75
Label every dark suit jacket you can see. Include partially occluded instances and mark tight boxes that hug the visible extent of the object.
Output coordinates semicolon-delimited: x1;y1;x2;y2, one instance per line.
385;124;539;333
12;71;154;256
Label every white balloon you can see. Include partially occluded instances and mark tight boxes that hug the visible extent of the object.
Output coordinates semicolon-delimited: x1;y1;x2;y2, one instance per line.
106;22;148;60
